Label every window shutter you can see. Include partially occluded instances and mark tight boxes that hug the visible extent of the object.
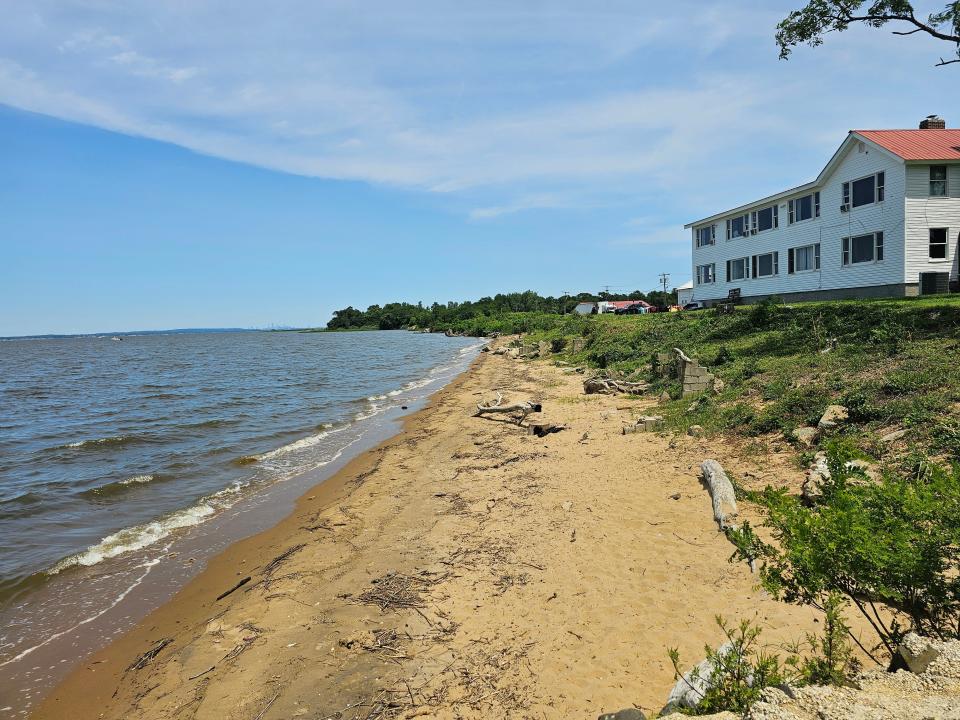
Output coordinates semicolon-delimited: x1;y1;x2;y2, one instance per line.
876;232;884;261
788;200;794;224
774;252;779;275
751;256;758;278
815;243;821;270
788;248;795;274
814;192;820;217
725;260;730;283
877;172;885;202
773;204;779;228
711;225;716;242
842;237;849;265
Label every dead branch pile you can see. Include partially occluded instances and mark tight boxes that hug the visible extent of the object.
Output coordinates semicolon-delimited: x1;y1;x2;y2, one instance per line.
583;377;649;395
356;570;447;612
474;392;542;425
127;637;173;671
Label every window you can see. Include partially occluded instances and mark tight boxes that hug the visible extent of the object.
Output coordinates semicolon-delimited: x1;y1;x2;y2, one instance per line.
726;214;749;239
696;225;716;247
696;263;715;284
930;166;948;197
752;252;779;278
726;257;750;281
842;172;884;209
930;228;948;259
788;192;820;223
842;232;884;265
788;243;821;273
751;205;778;233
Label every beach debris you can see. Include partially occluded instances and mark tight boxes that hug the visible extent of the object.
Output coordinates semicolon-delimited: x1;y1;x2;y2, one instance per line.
215;576;251;602
474;392;541;425
356;570;446;612
700;460;738;531
881;428;908;444
583;377;649;395
622;415;664;434
528;422;565;437
126;637;173;671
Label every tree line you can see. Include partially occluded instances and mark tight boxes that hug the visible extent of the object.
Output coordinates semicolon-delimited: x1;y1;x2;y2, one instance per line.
325;288;677;330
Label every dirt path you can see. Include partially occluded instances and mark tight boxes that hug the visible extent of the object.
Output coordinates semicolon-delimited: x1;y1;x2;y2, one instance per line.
33;348;829;720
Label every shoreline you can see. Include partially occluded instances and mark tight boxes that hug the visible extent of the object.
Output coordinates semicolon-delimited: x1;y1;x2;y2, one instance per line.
32;348;846;719
29;349;485;719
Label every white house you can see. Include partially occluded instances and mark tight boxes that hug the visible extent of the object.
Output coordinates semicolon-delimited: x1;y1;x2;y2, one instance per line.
675;280;693;307
685;116;960;305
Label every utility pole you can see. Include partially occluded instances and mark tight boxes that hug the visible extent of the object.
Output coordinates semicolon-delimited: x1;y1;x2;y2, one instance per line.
659;273;670;300
562;290;569;314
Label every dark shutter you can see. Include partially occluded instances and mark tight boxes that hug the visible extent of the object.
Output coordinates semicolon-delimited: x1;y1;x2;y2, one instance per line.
876;232;884;261
725;260;730;283
751;256;758;278
815;244;821;270
788;248;795;274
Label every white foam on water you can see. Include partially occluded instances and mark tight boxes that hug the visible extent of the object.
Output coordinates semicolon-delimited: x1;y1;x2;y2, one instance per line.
49;504;215;574
256;423;349;461
118;474;154;486
0;557;160;668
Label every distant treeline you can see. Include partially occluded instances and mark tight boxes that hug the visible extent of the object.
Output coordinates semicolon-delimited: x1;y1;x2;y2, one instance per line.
325;289;677;331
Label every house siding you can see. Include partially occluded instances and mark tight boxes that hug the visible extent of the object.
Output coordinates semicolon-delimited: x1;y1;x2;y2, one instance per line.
904;163;960;286
690;141;908;304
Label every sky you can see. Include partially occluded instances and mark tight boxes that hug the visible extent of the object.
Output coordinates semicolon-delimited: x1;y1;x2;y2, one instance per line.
2;1;958;335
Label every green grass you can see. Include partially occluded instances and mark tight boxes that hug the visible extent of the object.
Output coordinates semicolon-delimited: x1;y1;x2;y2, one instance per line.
560;295;960;463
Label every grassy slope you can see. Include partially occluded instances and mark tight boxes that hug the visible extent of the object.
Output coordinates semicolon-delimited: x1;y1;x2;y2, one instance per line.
526;296;960;466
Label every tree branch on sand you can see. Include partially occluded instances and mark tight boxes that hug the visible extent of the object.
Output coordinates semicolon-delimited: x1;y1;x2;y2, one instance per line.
474;393;542;425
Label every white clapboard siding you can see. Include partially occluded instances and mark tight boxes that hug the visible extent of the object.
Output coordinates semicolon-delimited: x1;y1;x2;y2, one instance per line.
904;163;960;282
689;140;906;302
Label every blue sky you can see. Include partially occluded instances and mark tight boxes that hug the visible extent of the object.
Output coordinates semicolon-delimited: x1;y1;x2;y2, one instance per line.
2;1;958;335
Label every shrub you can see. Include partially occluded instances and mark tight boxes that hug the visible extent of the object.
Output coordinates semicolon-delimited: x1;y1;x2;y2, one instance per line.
758;449;960;656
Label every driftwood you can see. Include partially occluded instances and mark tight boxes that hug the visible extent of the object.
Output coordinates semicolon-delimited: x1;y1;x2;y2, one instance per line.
583;377;650;395
216;576;251;601
528;423;565;437
474;393;542;425
700;460;738;531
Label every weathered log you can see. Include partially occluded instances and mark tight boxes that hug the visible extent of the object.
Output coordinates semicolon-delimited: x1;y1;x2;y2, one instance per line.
700;459;738;530
474;393;541;424
528;423;566;437
583;377;650;395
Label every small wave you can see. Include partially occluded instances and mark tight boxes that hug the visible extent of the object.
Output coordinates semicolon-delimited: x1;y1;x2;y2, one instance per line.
49;503;215;573
256;424;349;462
55;435;142;451
80;474;158;499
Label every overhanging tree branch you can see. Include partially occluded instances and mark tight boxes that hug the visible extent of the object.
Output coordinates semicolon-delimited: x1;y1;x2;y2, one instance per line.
778;1;960;67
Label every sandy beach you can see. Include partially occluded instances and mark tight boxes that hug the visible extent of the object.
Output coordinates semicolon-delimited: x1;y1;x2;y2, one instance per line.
32;346;830;719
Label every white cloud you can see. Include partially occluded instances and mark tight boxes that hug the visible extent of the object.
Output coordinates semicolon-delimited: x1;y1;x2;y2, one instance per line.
1;0;957;221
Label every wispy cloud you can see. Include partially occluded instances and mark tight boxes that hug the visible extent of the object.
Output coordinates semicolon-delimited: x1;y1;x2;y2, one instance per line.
1;0;958;221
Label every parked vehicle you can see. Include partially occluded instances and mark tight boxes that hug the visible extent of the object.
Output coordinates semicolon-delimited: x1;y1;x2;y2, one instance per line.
683;301;705;311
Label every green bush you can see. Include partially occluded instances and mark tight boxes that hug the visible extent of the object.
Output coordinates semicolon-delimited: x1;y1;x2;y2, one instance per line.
758;449;960;656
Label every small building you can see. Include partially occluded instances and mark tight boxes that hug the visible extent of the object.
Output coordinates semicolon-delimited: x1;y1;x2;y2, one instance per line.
676;280;694;307
685;116;960;305
573;302;597;315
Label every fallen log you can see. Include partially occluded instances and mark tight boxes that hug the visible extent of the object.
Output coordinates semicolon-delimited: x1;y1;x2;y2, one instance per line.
583;377;649;395
474;393;542;425
528;423;566;437
700;459;738;531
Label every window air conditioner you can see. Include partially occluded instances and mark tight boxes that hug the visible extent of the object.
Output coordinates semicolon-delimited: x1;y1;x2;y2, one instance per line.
840;205;849;213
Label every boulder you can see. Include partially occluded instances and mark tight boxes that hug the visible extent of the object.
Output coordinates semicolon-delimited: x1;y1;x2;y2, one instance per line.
881;428;909;444
712;377;726;393
662;643;734;714
817;404;848;431
792;426;818;447
597;709;646;720
895;632;944;674
659;391;671;404
802;451;830;505
687;424;705;438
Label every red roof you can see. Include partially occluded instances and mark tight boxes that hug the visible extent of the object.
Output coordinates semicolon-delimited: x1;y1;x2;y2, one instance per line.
854;129;960;161
606;300;651;309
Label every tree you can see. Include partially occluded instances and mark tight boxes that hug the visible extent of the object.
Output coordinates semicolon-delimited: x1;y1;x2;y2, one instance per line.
777;1;960;67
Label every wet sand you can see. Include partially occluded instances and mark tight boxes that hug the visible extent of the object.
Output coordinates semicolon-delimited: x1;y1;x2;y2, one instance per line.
32;347;841;719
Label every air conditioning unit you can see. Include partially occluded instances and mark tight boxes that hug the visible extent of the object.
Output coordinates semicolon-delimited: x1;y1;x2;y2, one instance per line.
840;205;849;213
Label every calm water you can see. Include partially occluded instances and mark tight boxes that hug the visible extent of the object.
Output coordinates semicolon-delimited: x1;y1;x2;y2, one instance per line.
0;330;481;715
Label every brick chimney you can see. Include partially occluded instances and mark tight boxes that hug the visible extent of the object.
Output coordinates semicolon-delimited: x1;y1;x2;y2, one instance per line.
920;115;946;129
